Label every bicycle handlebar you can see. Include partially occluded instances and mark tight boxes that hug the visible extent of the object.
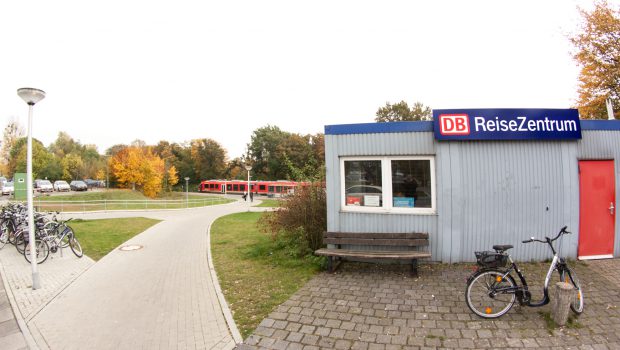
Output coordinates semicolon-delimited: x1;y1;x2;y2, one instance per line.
522;226;570;244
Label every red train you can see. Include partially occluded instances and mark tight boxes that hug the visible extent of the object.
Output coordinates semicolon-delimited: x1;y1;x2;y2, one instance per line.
198;179;307;197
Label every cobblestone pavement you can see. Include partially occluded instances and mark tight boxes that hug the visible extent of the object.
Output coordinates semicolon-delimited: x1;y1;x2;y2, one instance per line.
0;244;94;322
238;259;620;350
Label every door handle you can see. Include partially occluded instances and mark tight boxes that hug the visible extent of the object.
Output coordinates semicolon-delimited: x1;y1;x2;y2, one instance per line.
611;202;615;215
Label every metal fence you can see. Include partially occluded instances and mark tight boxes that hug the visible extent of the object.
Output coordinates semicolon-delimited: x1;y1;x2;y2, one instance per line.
32;197;231;213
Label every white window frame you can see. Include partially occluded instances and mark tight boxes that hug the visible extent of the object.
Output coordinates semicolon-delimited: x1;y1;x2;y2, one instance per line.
340;156;436;214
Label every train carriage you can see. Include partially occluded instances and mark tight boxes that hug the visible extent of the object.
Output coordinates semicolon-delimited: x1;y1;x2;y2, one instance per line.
199;179;305;197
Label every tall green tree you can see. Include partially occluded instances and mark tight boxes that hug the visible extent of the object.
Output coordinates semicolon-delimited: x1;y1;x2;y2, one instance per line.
61;153;85;180
0;120;24;176
375;100;432;122
247;125;290;180
571;1;620;119
190;138;227;181
8;138;55;180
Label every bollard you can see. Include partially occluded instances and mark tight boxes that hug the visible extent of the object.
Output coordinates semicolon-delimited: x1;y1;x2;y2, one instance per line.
552;282;574;326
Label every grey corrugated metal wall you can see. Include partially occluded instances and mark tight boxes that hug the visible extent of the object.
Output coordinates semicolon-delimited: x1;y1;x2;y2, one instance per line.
326;128;620;263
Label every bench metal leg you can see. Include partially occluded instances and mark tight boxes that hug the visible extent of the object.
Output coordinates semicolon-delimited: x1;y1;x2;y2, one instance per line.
327;256;334;273
411;259;419;278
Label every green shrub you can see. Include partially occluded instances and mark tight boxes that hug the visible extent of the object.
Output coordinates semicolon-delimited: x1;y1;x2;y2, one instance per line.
259;183;326;257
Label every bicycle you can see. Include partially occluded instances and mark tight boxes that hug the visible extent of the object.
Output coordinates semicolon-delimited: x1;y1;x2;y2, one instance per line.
465;226;584;318
40;217;83;258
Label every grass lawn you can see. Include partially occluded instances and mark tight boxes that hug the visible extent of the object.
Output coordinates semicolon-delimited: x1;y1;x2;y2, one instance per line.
30;189;233;211
253;199;282;207
210;212;322;339
70;217;161;261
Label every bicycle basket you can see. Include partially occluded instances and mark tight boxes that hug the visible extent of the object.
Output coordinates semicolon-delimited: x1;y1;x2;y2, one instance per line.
474;251;508;268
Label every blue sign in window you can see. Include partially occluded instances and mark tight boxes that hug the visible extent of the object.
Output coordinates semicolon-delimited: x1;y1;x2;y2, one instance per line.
393;197;414;208
433;109;581;141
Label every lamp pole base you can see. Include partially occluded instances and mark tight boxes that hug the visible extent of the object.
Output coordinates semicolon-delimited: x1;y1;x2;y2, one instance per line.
32;271;41;290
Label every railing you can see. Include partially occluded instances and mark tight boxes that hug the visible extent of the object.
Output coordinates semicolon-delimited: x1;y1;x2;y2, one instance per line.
32;197;232;213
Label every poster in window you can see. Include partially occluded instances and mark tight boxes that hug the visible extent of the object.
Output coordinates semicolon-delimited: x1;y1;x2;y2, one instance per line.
346;196;361;206
364;195;381;207
393;197;414;208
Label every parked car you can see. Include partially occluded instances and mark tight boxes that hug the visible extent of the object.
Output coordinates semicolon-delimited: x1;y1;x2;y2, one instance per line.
53;180;71;192
70;180;88;191
34;179;54;193
1;181;14;195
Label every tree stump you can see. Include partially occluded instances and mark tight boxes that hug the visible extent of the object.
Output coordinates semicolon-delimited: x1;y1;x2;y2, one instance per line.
552;282;574;326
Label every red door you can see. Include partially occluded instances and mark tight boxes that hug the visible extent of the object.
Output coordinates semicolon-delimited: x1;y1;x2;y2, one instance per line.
578;160;616;259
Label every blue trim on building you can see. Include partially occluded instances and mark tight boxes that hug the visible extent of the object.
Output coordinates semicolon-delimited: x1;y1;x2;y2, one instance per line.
325;120;620;135
580;120;620;130
324;121;433;135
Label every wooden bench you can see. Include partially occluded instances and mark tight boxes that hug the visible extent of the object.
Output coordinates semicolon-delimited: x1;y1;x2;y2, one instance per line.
314;232;431;277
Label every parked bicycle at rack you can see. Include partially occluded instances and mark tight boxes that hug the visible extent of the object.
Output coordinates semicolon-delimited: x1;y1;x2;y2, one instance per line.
465;226;584;318
0;203;83;264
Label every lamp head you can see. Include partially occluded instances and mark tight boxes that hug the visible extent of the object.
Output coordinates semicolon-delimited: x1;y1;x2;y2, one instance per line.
184;177;190;181
245;165;252;171
17;88;46;105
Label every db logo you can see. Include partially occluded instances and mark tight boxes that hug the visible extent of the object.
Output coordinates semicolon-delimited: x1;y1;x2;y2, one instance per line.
439;114;470;135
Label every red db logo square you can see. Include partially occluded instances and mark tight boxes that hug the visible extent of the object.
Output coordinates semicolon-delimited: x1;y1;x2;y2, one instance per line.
439;114;470;135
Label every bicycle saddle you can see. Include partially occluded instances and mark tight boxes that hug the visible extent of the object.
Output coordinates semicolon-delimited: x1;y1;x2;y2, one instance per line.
493;244;513;252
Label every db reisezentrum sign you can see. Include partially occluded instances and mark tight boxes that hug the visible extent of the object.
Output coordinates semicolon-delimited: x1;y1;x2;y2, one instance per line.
433;109;581;140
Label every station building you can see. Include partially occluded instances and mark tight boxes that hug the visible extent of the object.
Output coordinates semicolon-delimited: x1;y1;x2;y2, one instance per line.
324;109;619;263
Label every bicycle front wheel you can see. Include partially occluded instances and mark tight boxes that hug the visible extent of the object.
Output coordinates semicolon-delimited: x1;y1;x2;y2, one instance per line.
69;236;83;258
466;269;517;318
24;239;50;264
562;267;584;314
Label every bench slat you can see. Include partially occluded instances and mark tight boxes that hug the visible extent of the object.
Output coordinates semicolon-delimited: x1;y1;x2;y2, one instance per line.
324;232;428;239
315;248;431;260
324;238;429;246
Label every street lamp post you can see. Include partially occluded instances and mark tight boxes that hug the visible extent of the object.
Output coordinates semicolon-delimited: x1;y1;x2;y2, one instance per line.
244;165;252;202
185;177;190;208
17;87;46;290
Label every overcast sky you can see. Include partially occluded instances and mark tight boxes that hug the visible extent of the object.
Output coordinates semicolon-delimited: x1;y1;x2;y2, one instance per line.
0;0;596;158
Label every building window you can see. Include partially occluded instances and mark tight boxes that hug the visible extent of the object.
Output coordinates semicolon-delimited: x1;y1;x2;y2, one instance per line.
340;156;435;214
343;160;382;207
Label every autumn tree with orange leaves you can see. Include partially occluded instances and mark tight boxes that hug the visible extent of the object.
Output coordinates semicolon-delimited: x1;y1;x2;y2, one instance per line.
110;146;164;198
571;1;620;119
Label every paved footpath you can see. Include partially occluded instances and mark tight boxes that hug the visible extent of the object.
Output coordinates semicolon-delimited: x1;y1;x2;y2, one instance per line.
1;199;257;350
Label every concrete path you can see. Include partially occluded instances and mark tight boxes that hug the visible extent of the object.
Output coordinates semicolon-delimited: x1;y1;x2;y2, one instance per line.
1;199;259;350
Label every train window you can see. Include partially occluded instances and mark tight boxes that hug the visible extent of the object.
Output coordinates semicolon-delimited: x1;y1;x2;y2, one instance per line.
227;184;232;191
276;186;282;193
259;185;266;191
268;186;274;192
233;184;239;191
250;184;255;190
240;184;246;191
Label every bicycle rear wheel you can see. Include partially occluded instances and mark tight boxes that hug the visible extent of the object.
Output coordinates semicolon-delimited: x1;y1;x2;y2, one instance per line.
24;239;50;264
69;236;83;258
15;231;26;254
0;221;9;249
562;267;584;314
466;269;517;318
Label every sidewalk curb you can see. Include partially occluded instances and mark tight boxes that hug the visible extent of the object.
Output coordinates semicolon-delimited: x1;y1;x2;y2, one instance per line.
0;257;39;350
206;220;244;345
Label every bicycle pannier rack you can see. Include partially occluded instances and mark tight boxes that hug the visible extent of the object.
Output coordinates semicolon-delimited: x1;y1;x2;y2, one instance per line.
475;251;508;268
